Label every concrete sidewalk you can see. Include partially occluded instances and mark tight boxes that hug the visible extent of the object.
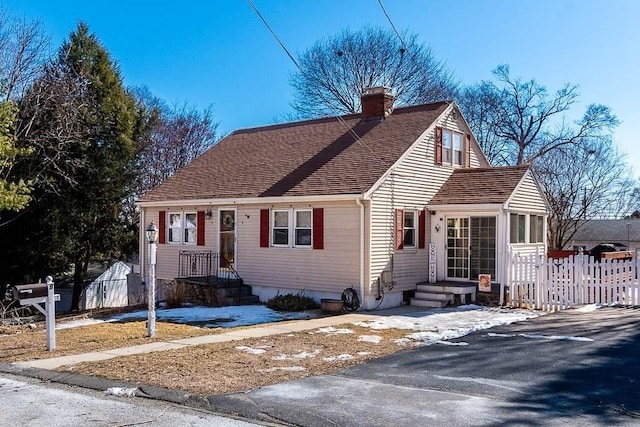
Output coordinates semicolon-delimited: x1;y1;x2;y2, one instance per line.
13;311;391;370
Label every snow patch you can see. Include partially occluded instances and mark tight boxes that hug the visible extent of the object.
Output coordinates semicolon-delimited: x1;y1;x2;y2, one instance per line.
272;349;322;360
236;346;267;355
356;306;542;346
357;352;372;356
323;354;354;362
358;335;382;344
316;327;353;334
574;304;600;313
488;332;593;342
258;366;306;373
104;387;137;398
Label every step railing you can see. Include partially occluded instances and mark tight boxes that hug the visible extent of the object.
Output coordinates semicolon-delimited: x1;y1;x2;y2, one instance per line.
178;251;241;284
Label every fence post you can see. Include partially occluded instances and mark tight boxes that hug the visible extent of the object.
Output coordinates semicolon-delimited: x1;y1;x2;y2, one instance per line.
535;247;542;310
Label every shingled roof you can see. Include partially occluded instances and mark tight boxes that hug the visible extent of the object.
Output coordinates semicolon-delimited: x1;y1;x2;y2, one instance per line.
429;165;530;205
139;101;450;202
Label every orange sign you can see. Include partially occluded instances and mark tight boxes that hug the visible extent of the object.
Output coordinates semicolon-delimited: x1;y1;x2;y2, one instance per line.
479;274;491;292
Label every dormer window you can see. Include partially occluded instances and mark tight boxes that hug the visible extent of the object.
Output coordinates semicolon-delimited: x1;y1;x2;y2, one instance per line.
442;129;463;166
435;126;470;168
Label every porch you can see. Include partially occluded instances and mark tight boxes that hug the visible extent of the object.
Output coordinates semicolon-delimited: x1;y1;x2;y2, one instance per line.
175;251;259;306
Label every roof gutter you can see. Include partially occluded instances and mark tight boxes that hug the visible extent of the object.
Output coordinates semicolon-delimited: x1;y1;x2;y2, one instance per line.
136;193;366;208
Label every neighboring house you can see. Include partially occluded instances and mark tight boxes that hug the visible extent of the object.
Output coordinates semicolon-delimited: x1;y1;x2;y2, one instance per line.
137;87;548;309
564;219;640;252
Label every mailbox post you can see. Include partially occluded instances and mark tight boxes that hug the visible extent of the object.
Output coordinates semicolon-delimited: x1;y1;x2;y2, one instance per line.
13;276;57;351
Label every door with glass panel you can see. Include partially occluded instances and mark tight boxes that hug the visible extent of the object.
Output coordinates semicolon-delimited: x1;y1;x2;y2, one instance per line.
446;217;496;280
219;209;236;269
446;218;469;279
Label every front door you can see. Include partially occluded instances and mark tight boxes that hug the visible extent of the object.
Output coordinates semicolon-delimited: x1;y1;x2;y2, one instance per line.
446;216;496;280
219;209;236;269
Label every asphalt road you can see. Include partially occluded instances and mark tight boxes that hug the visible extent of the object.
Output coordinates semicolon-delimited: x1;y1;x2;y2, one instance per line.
209;306;640;426
0;373;262;427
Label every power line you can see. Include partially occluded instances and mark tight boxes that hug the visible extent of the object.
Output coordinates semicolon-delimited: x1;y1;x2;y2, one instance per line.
378;0;406;52
246;0;386;165
246;0;300;70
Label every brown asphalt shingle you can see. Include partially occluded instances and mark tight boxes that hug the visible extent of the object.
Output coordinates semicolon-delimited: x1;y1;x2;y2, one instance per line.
429;165;530;205
139;102;450;202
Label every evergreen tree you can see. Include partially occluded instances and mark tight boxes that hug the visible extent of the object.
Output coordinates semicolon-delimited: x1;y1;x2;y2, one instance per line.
2;23;141;310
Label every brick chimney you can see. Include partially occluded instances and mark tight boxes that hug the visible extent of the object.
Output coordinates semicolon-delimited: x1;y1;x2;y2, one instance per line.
361;86;394;120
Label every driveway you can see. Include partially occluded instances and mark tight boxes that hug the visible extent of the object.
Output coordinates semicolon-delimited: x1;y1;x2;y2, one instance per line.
208;306;640;426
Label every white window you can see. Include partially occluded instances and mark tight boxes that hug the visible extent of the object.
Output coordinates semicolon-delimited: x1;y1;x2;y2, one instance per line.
442;130;452;165
530;215;545;243
168;212;197;244
272;210;290;246
294;210;312;247
510;213;526;243
403;211;416;248
453;132;463;166
442;129;464;166
271;209;313;248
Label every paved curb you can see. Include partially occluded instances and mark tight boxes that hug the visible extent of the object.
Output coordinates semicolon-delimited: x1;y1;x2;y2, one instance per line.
0;362;298;425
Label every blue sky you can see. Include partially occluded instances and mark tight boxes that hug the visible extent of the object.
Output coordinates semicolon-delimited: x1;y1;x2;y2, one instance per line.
5;0;640;175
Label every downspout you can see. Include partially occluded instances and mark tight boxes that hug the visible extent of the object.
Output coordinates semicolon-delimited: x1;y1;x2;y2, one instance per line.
500;204;509;306
356;198;366;310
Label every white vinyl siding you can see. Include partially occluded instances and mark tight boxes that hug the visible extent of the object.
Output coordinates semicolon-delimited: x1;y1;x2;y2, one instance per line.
369;107;481;292
242;202;360;294
509;172;548;212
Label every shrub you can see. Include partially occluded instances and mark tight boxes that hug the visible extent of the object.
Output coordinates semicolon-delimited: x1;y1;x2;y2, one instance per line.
163;281;184;308
266;292;318;312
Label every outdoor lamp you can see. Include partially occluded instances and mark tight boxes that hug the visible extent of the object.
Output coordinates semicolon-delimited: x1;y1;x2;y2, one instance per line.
146;221;158;244
146;221;158;337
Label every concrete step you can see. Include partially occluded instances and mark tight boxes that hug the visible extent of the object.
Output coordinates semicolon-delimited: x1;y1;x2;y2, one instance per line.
410;298;449;308
414;291;454;302
417;283;477;295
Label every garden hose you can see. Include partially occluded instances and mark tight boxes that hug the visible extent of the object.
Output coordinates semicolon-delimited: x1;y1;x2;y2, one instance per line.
341;287;361;312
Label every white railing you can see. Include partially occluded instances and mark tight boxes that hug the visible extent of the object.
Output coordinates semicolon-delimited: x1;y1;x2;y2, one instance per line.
507;250;640;311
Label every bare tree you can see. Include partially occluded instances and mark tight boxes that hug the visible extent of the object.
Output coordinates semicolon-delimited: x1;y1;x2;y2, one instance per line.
0;10;49;101
132;87;220;195
458;65;619;166
535;140;640;249
290;26;458;118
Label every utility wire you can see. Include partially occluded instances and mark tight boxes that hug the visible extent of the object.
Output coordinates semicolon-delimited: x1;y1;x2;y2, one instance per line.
246;0;300;70
246;0;386;165
378;0;406;51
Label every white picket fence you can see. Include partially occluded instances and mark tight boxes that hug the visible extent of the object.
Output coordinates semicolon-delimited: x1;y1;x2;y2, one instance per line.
507;251;640;311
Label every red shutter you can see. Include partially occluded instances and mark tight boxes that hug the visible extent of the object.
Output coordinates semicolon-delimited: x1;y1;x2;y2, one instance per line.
435;127;443;165
395;209;404;250
465;134;471;168
313;208;324;250
260;209;269;247
158;210;166;244
418;209;426;249
197;211;205;246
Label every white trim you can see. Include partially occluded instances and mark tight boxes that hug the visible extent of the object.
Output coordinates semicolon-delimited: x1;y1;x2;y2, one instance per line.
137;193;363;208
427;203;504;212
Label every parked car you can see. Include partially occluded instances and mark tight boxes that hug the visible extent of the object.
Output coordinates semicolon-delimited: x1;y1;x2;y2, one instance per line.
589;243;628;261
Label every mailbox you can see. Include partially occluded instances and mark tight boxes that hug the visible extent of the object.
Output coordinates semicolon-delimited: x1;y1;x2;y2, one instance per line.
13;283;49;302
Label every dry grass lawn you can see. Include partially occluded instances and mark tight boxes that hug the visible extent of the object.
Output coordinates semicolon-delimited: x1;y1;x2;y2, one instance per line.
0;317;416;396
61;324;413;395
0;321;216;363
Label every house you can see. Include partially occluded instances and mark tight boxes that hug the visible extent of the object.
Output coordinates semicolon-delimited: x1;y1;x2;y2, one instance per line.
564;219;640;252
137;87;548;309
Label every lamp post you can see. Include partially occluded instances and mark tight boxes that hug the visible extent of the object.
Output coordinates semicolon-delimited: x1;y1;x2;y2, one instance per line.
145;221;158;337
